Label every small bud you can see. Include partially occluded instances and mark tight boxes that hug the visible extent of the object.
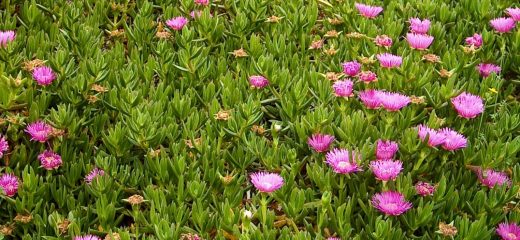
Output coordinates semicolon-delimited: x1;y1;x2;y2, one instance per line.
274;124;282;132
243;210;253;219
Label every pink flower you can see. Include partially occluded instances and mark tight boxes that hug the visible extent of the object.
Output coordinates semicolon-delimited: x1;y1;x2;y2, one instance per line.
307;133;335;153
490;17;516;33
379;92;411;111
465;33;483;48
194;0;209;6
371;191;412;216
370;159;403;181
250;172;284;193
38;150;62;170
0;30;15;47
477;169;511;188
85;168;105;184
25;121;53;143
415;181;436;196
377;53;402;68
74;235;101;240
32;66;57;86
0;135;8;158
506;8;520;22
342;61;361;77
417;124;445;147
406;33;434;50
409;18;431;34
451;92;484;119
166;17;188;31
325;148;362;174
354;3;383;19
376;140;398;159
497;222;520;240
249;75;269;89
358;71;377;83
359;89;383;109
477;63;501;77
0;173;19;197
374;35;392;47
332;80;354;98
439;128;467;151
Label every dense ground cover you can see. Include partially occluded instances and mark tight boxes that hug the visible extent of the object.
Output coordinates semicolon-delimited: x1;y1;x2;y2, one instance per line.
0;0;520;239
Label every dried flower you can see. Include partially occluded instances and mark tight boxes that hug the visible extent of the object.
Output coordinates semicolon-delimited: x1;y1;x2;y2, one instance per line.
38;150;62;170
180;233;202;240
91;84;108;93
250;172;284;193
125;194;145;205
506;8;520;22
354;3;383;19
309;39;324;50
438;222;458;237
417;124;445;147
376;140;398;159
85;168;105;184
345;32;365;38
439;68;452;78
496;222;520;240
0;30;15;47
214;110;231;120
104;233;121;240
358;71;377;83
409;18;431;34
58;219;70;234
370;159;403;181
0;224;14;236
422;54;440;63
155;30;171;39
74;235;101;240
108;29;124;38
477;169;511;188
0;174;19;197
251;125;265;135
410;95;426;104
371;191;412;216
377;53;402;68
325;148;362;174
166;17;188;31
266;15;282;23
332;79;354;98
185;138;202;148
374;35;392;47
379;92;411;111
477;63;501;77
232;48;248;58
307;133;335;153
406;33;434;50
324;72;342;81
194;0;209;6
415;182;436;196
465;33;482;48
439;128;467;151
22;59;45;72
359;89;383;109
451;92;484;119
490;17;516;33
25;121;53;143
14;214;33;224
0;135;8;158
33;66;57;86
324;46;338;55
324;30;339;38
342;61;361;77
328;18;343;25
249;75;269;89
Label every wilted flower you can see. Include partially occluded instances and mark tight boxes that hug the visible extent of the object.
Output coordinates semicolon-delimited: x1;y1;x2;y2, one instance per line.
451;92;484;119
374;35;392;47
506;8;520;22
0;30;15;47
325;148;362;174
370;159;403;181
490;17;516;33
415;182;436;196
249;75;269;89
376;140;398;159
0;174;19;197
477;63;501;77
232;48;248;58
32;66;57;86
14;213;32;224
359;89;383;109
74;235;101;240
332;80;354;98
307;133;335;153
377;53;402;68
250;172;284;193
465;33;482;48
439;68;452;78
125;194;145;205
438;222;458;237
266;15;282;23
406;33;434;50
308;39;324;50
422;54;440;63
417;124;445;147
166;17;188;31
354;3;383;19
496;222;520;240
324;46;338;56
38;150;62;170
409;18;431;34
410;95;426;104
358;71;377;83
477;169;511;188
324;30;339;38
342;61;361;77
214;110;231;120
0;135;8;158
439;128;467;151
379;92;411;111
104;233;121;240
371;191;412;216
194;0;209;6
328;18;343;25
0;224;14;236
85;168;105;184
25;121;53;143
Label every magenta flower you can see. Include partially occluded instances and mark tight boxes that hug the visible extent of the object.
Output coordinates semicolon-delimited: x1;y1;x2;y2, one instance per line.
333;80;354;98
73;235;101;240
0;173;19;197
465;33;482;48
194;0;209;6
85;168;105;184
409;18;431;34
415;181;436;196
371;191;412;216
354;3;383;19
358;71;377;83
451;92;484;119
478;169;511;188
377;53;402;68
477;63;501;77
370;159;403;181
0;135;8;158
0;30;15;47
325;148;362;174
359;89;383;109
506;8;520;22
25;121;53;143
417;124;445;147
250;172;284;193
38;150;62;170
406;33;434;50
376;140;398;159
439;128;467;151
497;222;520;240
166;17;188;31
490;17;516;33
374;35;392;47
32;66;57;86
342;61;361;77
379;91;411;111
308;133;335;153
249;75;269;89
